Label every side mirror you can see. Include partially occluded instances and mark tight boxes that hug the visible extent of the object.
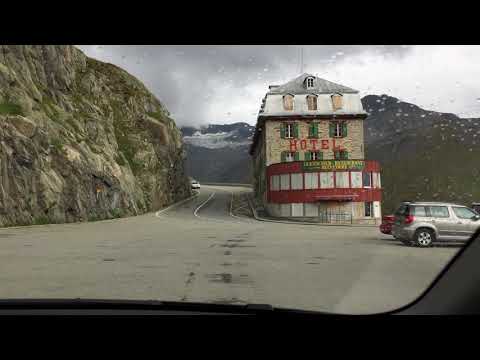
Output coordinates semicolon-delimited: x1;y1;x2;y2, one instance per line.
472;215;480;221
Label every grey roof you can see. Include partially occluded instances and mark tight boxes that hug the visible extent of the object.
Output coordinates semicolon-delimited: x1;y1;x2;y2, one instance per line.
267;73;358;95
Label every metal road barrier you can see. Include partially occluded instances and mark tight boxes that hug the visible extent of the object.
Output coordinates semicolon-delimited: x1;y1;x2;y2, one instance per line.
201;182;253;188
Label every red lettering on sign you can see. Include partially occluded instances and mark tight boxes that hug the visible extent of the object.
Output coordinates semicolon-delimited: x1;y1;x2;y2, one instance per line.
321;140;329;150
310;139;318;150
300;139;307;150
289;140;297;151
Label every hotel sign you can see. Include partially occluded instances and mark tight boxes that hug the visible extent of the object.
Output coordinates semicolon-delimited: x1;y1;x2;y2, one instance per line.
302;160;365;171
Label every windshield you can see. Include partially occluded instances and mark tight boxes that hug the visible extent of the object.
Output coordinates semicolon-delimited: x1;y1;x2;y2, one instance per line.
0;45;476;314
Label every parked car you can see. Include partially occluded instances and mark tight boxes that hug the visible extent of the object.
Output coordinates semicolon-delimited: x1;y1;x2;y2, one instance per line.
191;180;201;189
472;203;480;214
379;215;395;234
392;201;480;247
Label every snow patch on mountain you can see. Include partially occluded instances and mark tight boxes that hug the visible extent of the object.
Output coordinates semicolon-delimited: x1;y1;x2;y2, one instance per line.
183;130;252;149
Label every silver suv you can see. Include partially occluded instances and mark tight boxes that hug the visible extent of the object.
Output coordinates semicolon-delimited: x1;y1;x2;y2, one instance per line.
392;202;480;247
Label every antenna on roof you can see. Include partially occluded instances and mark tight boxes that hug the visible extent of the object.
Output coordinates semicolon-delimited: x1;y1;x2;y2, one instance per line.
300;47;304;74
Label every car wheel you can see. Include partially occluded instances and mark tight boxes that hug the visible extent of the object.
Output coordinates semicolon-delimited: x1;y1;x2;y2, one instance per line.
414;228;435;247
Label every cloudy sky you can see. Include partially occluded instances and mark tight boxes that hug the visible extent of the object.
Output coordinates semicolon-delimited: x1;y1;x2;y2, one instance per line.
77;45;480;127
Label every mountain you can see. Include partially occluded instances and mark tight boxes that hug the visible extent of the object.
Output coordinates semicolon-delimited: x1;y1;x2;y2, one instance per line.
182;96;480;215
0;45;191;227
362;95;480;214
181;123;254;183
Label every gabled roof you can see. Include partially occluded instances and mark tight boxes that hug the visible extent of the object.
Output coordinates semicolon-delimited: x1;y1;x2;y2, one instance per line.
267;73;358;95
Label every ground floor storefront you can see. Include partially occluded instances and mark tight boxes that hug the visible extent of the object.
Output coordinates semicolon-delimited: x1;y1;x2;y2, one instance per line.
263;160;382;224
265;200;381;224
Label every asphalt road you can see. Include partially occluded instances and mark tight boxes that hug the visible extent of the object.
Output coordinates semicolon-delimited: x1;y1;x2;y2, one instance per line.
0;185;461;314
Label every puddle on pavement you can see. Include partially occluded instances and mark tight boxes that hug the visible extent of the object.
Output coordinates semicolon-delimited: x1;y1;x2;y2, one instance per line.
220;244;256;248
211;298;248;305
206;273;252;284
103;258;116;262
224;251;232;256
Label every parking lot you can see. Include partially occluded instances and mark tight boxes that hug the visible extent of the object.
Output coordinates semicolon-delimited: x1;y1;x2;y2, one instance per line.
0;186;461;314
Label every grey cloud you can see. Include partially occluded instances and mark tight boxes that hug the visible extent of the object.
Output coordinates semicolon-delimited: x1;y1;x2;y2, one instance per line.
77;45;413;127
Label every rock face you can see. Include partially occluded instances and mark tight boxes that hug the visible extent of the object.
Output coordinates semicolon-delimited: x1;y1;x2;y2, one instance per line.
0;45;191;227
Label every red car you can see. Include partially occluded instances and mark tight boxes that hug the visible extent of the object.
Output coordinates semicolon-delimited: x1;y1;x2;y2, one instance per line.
379;215;395;234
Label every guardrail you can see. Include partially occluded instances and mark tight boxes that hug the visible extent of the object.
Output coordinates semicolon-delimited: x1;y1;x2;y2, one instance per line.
201;182;253;188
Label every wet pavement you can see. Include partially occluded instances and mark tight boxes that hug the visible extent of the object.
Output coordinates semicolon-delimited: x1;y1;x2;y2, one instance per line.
0;186;461;314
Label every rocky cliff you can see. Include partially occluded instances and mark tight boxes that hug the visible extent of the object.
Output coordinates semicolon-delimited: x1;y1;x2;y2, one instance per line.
0;45;191;227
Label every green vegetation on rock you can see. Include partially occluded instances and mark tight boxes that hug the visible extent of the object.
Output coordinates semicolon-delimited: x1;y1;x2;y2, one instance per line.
0;102;24;116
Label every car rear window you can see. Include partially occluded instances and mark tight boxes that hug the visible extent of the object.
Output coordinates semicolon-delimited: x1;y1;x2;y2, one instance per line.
429;206;450;218
411;206;427;216
395;204;409;216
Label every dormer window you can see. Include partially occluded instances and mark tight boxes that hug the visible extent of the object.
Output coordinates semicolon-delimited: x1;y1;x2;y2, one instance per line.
283;94;294;111
306;77;315;89
331;93;343;110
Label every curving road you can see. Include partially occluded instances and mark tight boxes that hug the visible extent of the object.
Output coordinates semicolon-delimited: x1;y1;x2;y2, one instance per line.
0;185;460;313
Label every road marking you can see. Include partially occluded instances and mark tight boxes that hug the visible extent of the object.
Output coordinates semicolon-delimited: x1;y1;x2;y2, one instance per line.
155;191;200;218
193;191;216;218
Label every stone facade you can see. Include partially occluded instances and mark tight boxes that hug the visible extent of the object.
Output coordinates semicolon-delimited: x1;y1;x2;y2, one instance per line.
265;119;364;166
250;74;382;224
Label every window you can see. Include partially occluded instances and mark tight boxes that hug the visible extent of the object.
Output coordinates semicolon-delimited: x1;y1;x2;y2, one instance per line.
291;203;304;217
363;172;372;187
365;202;373;217
335;172;349;188
308;122;319;138
395;204;409;216
304;172;318;189
283;94;294;110
372;172;381;188
334;150;348;160
291;173;303;190
453;207;477;219
305;151;321;161
307;95;317;110
280;174;290;190
306;77;314;89
282;151;298;162
429;206;450;218
412;206;427;217
270;175;280;191
351;171;362;188
281;123;297;139
331;93;343;110
320;172;334;188
329;122;347;138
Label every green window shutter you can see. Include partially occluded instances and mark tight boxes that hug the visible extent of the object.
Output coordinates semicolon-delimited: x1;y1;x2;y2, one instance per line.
313;122;318;138
334;150;339;160
317;151;323;160
305;151;312;161
342;122;348;137
280;123;286;139
294;152;300;161
329;122;335;137
342;151;349;160
293;123;299;138
281;151;286;162
308;123;313;138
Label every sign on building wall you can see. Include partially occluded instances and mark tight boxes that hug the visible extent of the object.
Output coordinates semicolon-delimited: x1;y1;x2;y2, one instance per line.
303;160;365;171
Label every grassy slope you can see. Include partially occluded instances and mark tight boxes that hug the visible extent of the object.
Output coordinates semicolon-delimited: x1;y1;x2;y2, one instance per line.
368;125;480;214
